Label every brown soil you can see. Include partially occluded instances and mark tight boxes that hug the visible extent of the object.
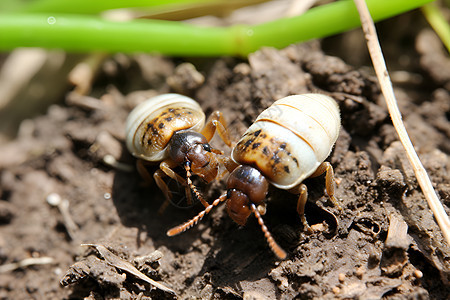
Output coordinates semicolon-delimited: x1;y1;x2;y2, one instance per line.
0;16;449;300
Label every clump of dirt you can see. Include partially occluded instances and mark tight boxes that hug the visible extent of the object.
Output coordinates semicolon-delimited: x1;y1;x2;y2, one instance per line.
0;39;449;299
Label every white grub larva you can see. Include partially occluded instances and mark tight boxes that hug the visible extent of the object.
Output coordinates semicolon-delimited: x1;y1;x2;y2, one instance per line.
125;93;232;211
167;94;341;259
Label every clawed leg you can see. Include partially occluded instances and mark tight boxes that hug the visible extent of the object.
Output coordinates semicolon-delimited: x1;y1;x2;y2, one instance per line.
158;160;197;211
135;159;175;214
291;184;313;233
309;162;341;210
291;162;340;234
136;159;176;213
160;160;211;208
219;156;240;174
137;159;208;213
201;111;233;147
136;159;155;186
153;169;176;214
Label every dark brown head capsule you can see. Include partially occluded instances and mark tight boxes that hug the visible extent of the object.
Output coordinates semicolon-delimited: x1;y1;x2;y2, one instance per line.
226;165;268;226
168;131;218;183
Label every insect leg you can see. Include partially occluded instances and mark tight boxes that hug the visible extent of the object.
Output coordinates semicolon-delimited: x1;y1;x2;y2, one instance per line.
201;111;233;147
153;169;173;214
310;162;341;210
218;156;240;174
159;160;194;210
136;159;154;186
294;184;313;234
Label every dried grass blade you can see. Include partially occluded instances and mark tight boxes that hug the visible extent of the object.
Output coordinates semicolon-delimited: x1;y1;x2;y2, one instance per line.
353;0;450;245
83;244;176;296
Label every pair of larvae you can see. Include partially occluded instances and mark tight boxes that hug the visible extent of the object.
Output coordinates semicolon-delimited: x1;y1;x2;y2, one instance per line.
126;93;341;259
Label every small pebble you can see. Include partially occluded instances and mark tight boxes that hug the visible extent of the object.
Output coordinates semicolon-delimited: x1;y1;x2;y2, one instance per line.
414;269;423;279
311;223;327;232
355;266;365;279
46;193;62;206
332;286;340;295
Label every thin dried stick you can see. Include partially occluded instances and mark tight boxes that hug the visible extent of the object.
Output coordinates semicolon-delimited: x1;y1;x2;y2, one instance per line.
82;244;176;295
353;0;450;245
46;193;79;242
0;257;54;273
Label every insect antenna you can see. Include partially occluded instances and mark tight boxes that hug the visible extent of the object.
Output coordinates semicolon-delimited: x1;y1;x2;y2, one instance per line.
250;204;287;259
167;192;228;236
184;161;209;208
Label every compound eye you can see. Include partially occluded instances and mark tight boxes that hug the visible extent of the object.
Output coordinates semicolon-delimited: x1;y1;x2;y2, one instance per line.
202;143;212;152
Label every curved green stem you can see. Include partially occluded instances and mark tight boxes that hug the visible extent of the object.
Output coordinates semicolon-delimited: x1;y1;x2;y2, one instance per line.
0;15;235;55
1;0;212;14
0;0;434;56
241;0;434;54
421;2;450;54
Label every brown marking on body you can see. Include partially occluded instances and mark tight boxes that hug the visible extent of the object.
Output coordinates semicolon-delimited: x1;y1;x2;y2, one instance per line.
244;138;253;147
233;129;300;183
140;107;202;152
252;142;261;149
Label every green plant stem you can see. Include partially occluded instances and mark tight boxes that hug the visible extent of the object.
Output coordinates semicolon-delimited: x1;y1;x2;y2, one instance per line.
421;2;450;54
0;15;235;55
1;0;212;14
0;0;434;56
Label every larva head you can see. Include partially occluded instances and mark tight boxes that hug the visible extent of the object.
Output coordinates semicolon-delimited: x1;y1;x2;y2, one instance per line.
225;165;286;259
225;165;269;225
168;131;219;183
166;165;287;259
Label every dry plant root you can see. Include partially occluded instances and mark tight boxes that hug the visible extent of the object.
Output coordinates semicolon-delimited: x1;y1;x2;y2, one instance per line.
353;0;450;244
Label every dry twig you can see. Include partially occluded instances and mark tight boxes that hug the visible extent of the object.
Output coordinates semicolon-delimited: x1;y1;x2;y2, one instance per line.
353;0;450;244
82;244;177;296
47;193;80;242
0;257;54;273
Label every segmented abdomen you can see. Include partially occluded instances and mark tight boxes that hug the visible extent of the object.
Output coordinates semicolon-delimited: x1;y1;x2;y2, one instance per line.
232;94;340;189
126;94;205;162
